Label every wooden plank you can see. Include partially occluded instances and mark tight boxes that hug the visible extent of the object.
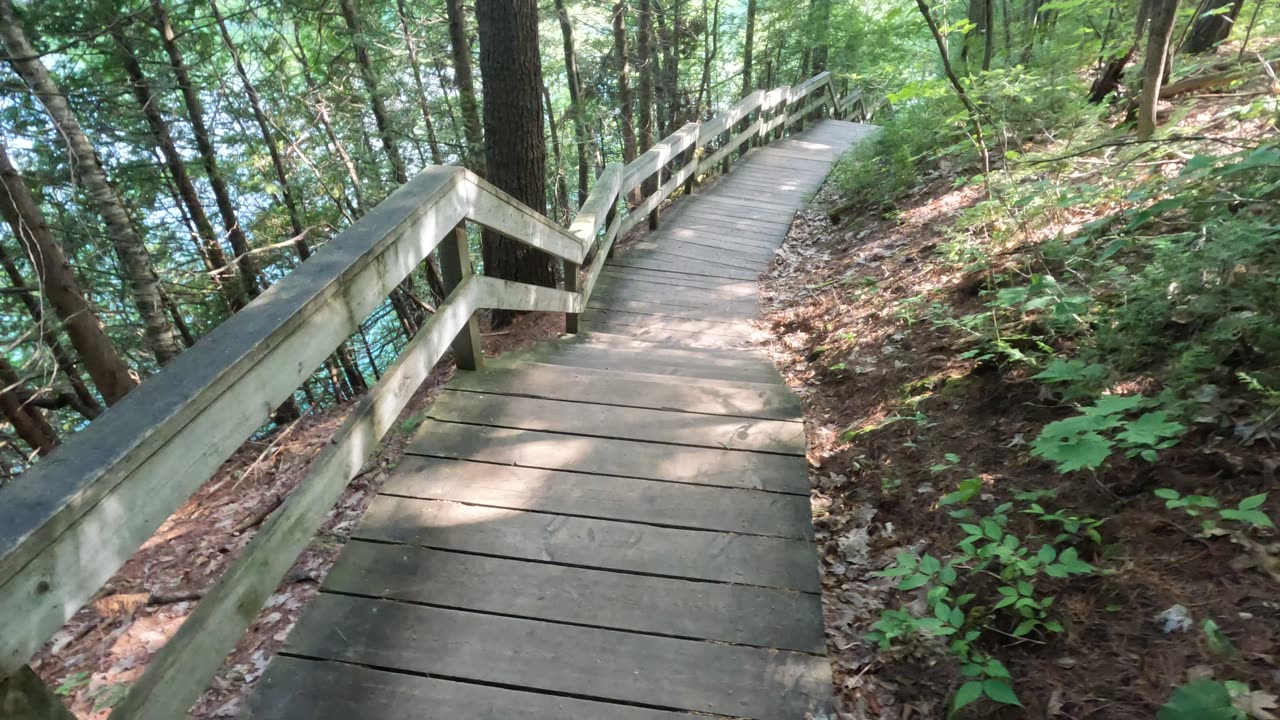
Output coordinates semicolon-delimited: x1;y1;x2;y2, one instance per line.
449;361;797;419
464;172;585;263
625;247;770;275
357;495;820;590
406;421;809;493
579;309;757;340
439;224;483;370
588;296;758;323
0;666;75;720
325;541;825;651
581;320;751;348
590;279;761;306
598;266;752;290
553;333;774;365
608;257;761;281
428;391;805;454
568;163;622;246
281;595;833;719
694;197;803;218
0;166;470;678
630;238;776;263
381;456;811;538
109;277;486;720
247;656;699;720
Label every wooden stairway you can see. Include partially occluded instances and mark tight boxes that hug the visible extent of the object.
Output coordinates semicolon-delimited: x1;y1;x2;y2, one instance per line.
244;119;875;720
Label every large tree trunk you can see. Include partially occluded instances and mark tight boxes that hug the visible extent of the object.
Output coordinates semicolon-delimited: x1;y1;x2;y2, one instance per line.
1183;0;1246;52
0;0;182;365
0;357;58;458
1138;0;1179;139
613;1;639;167
152;0;262;305
394;0;443;164
742;0;758;95
0;240;102;419
446;0;485;172
554;0;591;208
0;141;137;406
475;0;555;329
962;0;995;72
338;0;410;185
113;26;241;313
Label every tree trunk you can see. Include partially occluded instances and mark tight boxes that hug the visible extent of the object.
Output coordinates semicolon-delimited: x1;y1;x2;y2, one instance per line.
338;0;409;185
639;0;656;157
667;0;683;129
446;0;485;172
395;0;443;164
475;0;555;328
810;0;832;72
0;357;58;458
696;0;721;115
0;240;102;419
554;0;591;208
1138;0;1179;139
152;0;262;305
613;1;639;167
542;84;570;223
0;0;182;365
1089;0;1151;103
742;0;758;95
1183;0;1246;52
113;26;241;313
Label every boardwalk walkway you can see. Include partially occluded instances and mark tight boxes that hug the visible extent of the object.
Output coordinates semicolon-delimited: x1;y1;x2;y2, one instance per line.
246;119;875;720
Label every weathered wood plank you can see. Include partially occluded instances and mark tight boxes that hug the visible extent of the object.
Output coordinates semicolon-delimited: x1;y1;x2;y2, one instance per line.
406;421;808;493
282;595;832;719
598;266;758;291
381;456;810;538
579;309;757;340
356;495;821;590
588;296;759;323
428;391;805;454
581;320;753;348
325;541;825;651
247;656;699;720
447;361;798;419
607;257;762;281
524;347;782;383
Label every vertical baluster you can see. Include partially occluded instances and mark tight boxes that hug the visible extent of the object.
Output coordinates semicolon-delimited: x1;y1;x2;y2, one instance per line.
439;222;483;369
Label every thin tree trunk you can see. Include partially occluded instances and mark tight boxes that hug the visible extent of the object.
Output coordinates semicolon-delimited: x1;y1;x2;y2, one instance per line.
614;0;639;167
542;84;570;222
0;241;102;419
1089;0;1151;103
554;0;591;207
696;0;721;115
639;0;656;167
446;0;485;172
0;1;182;365
338;0;409;185
1138;0;1180;139
151;0;261;302
113;26;242;313
742;0;758;95
668;0;683;127
0;357;58;458
1237;0;1265;60
914;0;991;175
810;0;831;72
475;0;556;328
395;0;443;164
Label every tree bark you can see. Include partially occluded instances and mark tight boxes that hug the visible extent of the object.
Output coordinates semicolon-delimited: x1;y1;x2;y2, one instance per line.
696;0;721;116
0;357;58;458
0;0;182;365
542;84;570;223
1138;0;1179;139
914;0;991;175
0;240;102;419
639;0;656;166
338;0;409;185
555;0;591;208
446;0;485;173
113;26;242;313
742;0;758;95
613;1;639;167
1183;0;1246;52
1089;0;1151;103
475;0;556;328
810;0;832;72
395;0;443;164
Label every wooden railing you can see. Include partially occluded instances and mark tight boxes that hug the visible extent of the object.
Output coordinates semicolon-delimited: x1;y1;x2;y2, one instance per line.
0;71;876;718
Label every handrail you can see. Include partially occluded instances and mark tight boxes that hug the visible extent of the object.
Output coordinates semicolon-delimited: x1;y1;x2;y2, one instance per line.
0;69;878;716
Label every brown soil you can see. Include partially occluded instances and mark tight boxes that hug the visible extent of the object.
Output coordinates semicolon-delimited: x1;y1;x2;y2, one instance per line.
760;168;1279;717
31;310;566;719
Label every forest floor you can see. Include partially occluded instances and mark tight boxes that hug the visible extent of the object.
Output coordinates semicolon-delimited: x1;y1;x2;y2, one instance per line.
760;87;1280;718
29;310;566;719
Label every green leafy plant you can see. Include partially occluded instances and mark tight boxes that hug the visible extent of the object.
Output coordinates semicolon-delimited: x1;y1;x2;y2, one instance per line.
1031;395;1186;471
1158;679;1247;720
1155;489;1274;532
54;671;91;697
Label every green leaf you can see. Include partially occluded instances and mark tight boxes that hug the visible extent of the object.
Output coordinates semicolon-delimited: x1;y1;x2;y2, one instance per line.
1037;544;1057;563
1084;395;1150;416
1031;425;1115;472
1012;619;1038;636
1219;509;1274;528
1202;619;1237;657
1116;412;1186;447
984;659;1010;679
982;679;1022;706
1238;493;1268;511
920;554;942;574
1157;679;1241;720
953;681;984;713
899;573;931;590
1154;488;1181;500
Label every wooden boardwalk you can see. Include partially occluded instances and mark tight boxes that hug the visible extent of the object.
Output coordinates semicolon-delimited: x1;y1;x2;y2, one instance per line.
245;119;875;720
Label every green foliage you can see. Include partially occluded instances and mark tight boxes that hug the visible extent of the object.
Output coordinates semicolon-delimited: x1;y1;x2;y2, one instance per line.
1155;489;1275;533
54;671;91;696
1031;395;1186;471
1158;680;1246;720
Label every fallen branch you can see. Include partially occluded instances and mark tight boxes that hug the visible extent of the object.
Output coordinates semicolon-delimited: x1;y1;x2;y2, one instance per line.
1160;58;1280;98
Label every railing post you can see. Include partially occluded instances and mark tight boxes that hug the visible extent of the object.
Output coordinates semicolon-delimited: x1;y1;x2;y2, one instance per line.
605;192;620;258
563;254;580;333
683;139;698;196
439;222;483;370
647;166;660;231
0;665;76;720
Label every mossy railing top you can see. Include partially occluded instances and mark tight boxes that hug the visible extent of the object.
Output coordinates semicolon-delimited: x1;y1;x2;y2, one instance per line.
0;70;878;719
